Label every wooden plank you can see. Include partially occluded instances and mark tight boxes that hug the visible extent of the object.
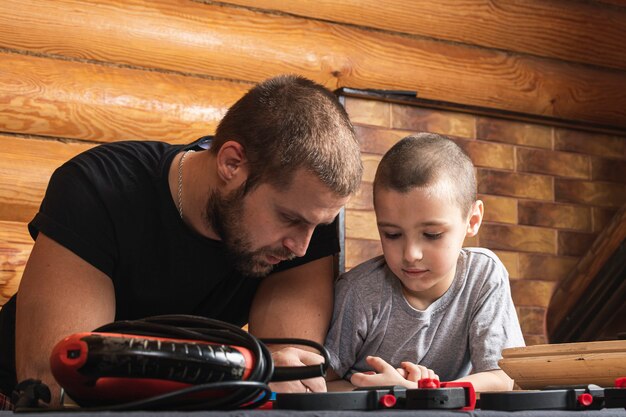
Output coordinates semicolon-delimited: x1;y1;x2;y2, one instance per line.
502;340;626;358
0;1;625;128
222;0;626;72
0;135;94;223
499;340;626;389
0;52;249;143
0;221;32;305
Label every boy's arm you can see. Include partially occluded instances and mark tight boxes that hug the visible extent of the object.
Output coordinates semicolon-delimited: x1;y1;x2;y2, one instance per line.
325;368;356;392
454;369;514;392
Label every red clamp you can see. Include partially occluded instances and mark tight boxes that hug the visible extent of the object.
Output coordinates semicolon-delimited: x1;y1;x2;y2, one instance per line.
417;379;476;410
615;377;626;388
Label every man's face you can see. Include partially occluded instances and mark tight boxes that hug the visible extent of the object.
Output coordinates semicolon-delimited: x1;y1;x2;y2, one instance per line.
205;169;348;277
374;180;473;308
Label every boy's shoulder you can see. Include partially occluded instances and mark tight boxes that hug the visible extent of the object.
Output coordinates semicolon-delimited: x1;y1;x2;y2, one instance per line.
460;247;509;284
462;247;501;264
337;255;388;284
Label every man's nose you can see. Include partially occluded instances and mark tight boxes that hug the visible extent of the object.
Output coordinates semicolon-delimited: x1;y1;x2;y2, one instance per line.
283;227;315;258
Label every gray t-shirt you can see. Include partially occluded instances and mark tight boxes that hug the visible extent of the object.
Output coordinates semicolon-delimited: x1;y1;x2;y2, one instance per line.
325;247;525;381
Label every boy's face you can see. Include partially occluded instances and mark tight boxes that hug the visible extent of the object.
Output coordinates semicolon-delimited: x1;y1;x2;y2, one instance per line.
374;180;482;309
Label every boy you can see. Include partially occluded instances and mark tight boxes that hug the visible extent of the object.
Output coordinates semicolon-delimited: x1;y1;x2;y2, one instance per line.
325;133;525;392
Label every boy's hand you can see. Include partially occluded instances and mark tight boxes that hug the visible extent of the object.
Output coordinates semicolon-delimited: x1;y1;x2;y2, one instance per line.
349;356;439;389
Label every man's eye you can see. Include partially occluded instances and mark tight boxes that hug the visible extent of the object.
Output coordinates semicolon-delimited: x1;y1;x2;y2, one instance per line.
424;232;443;240
281;214;299;225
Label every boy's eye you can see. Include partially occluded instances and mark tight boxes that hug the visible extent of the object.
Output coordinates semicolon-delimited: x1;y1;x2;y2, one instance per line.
424;232;443;240
383;232;401;240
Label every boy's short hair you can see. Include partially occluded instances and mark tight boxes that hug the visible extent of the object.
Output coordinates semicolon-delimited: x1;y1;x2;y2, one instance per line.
374;133;476;215
212;74;363;197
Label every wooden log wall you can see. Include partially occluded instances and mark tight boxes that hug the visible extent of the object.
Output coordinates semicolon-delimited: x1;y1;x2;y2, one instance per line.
1;0;625;344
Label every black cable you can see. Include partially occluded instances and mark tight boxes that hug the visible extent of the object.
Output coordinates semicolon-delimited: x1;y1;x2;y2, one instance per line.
14;314;329;412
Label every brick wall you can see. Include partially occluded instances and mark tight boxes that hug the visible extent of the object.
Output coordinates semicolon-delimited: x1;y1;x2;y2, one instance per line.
342;95;626;345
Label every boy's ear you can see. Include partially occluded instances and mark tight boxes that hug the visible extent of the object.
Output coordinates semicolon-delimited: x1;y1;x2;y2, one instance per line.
466;200;484;237
216;140;248;189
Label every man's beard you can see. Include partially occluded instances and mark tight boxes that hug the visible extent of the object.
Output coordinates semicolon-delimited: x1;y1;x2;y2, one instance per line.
204;185;295;278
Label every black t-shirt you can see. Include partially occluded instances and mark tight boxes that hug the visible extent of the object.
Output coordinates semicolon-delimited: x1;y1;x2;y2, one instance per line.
0;138;339;394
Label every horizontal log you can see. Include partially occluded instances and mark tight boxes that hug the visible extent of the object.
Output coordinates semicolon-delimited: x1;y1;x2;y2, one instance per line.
0;135;94;223
0;221;32;305
222;0;626;72
0;52;249;143
0;0;625;128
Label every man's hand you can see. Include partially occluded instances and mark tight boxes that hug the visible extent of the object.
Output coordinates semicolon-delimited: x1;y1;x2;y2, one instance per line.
269;346;327;393
350;356;439;389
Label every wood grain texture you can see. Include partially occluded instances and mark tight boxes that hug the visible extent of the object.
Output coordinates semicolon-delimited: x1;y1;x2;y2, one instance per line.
1;0;625;128
590;156;626;183
555;178;626;208
516;147;590;180
476;117;553;149
346;183;373;211
361;154;382;184
555;128;626;158
222;0;626;71
479;224;556;254
499;340;626;389
517;306;546;335
457;140;514;170
517;253;579;282
354;125;409;156
391;105;475;138
0;221;32;304
557;231;598;257
480;194;518;224
345;209;378;241
0;52;248;143
478;170;553;201
518;201;592;231
0;135;94;223
345;238;382;270
510;279;556;308
493;250;519;279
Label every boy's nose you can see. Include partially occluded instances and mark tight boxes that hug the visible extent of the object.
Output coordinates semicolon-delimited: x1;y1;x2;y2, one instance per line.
404;243;423;263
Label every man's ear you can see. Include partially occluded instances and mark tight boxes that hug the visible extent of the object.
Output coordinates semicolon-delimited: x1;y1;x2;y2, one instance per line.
216;141;248;189
466;200;484;237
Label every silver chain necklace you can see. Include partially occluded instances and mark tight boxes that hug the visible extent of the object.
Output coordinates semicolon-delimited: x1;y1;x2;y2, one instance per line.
177;149;195;220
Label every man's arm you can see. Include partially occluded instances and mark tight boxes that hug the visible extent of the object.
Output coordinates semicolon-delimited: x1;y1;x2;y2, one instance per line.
248;255;335;392
15;233;116;404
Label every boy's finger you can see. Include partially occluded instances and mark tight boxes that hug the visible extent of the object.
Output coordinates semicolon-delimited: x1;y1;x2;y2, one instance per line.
365;355;395;373
400;361;423;383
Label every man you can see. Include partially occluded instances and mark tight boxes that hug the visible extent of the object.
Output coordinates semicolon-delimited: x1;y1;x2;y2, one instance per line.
0;75;363;403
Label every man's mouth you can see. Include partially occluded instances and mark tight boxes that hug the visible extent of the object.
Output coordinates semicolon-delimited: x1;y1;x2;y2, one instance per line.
265;254;288;264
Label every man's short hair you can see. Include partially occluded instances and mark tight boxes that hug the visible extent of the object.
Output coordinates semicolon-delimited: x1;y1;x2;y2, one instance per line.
212;75;362;197
374;133;476;215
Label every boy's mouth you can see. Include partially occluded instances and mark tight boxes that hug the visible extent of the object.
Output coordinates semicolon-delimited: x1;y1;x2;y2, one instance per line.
402;267;428;275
